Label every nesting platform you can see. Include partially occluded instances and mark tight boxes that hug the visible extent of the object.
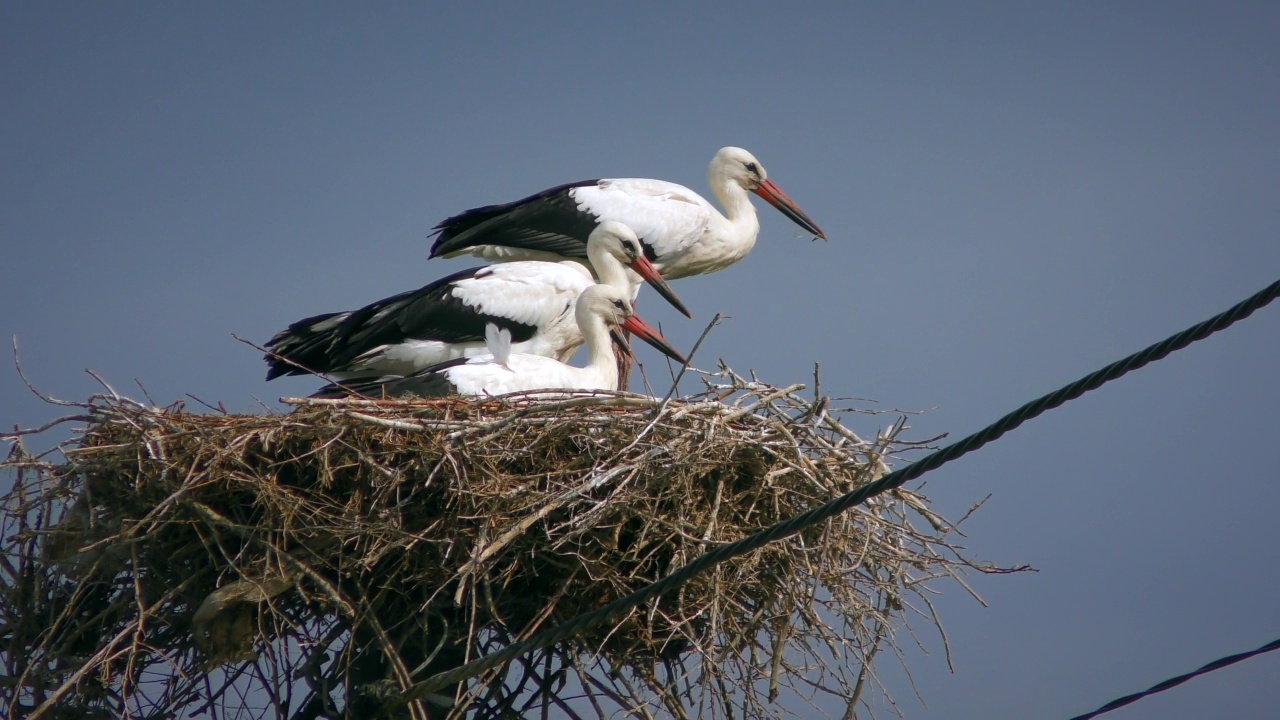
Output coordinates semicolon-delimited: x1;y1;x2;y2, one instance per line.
1;368;990;719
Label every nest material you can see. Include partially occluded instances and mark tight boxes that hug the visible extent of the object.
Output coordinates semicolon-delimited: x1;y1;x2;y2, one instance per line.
1;367;992;720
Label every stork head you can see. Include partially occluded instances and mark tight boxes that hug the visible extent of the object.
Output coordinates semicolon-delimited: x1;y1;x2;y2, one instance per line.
586;221;692;318
709;146;827;240
711;146;770;190
577;284;687;365
577;283;634;328
589;221;647;269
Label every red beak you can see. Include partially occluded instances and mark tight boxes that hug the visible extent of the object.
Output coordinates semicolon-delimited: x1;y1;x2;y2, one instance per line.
619;314;687;365
753;178;826;239
629;254;692;318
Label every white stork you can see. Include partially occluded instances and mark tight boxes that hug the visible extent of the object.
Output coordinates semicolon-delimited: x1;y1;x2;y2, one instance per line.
265;222;689;381
311;283;674;398
428;146;826;281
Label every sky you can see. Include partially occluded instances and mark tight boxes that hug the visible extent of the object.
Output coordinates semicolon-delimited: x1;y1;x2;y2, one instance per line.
3;2;1279;718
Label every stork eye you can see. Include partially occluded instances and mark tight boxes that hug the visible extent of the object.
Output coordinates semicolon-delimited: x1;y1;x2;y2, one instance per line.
745;162;759;174
612;300;626;310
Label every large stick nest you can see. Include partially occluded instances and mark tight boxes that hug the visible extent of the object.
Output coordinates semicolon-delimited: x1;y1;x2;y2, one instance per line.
1;366;999;720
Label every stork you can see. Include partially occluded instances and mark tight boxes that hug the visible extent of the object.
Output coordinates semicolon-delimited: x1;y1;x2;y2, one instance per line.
429;146;826;282
311;283;678;398
265;222;689;381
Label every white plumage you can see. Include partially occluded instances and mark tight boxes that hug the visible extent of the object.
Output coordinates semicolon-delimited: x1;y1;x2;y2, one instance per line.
484;323;512;369
430;147;826;281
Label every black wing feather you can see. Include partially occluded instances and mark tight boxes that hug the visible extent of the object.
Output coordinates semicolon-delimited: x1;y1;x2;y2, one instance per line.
264;266;538;380
429;180;602;259
264;310;352;380
310;357;472;399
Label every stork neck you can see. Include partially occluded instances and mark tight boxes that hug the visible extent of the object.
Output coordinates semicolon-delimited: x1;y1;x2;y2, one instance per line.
586;245;629;291
577;305;620;390
708;174;760;238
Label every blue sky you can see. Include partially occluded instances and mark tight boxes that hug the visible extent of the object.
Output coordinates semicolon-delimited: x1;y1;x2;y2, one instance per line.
4;3;1279;718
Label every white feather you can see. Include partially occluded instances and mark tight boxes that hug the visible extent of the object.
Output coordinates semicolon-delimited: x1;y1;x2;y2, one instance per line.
571;179;715;274
484;323;512;369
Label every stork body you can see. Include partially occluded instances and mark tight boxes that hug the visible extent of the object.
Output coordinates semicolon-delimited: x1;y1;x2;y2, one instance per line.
312;284;676;398
265;222;686;381
429;147;826;282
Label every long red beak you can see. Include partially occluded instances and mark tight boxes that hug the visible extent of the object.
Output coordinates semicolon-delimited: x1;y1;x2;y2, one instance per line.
629;254;692;318
753;178;826;239
619;314;687;365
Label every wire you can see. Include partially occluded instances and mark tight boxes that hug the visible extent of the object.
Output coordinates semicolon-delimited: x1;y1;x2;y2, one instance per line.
1067;637;1280;720
390;277;1280;709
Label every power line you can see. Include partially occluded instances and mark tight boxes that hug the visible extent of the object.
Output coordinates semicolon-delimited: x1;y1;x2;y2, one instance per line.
1068;637;1280;720
391;277;1280;709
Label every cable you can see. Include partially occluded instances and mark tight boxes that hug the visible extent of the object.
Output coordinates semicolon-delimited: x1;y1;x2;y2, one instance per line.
1067;637;1280;720
391;277;1280;708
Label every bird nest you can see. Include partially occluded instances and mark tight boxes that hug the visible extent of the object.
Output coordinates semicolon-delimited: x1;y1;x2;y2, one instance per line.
1;366;999;720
